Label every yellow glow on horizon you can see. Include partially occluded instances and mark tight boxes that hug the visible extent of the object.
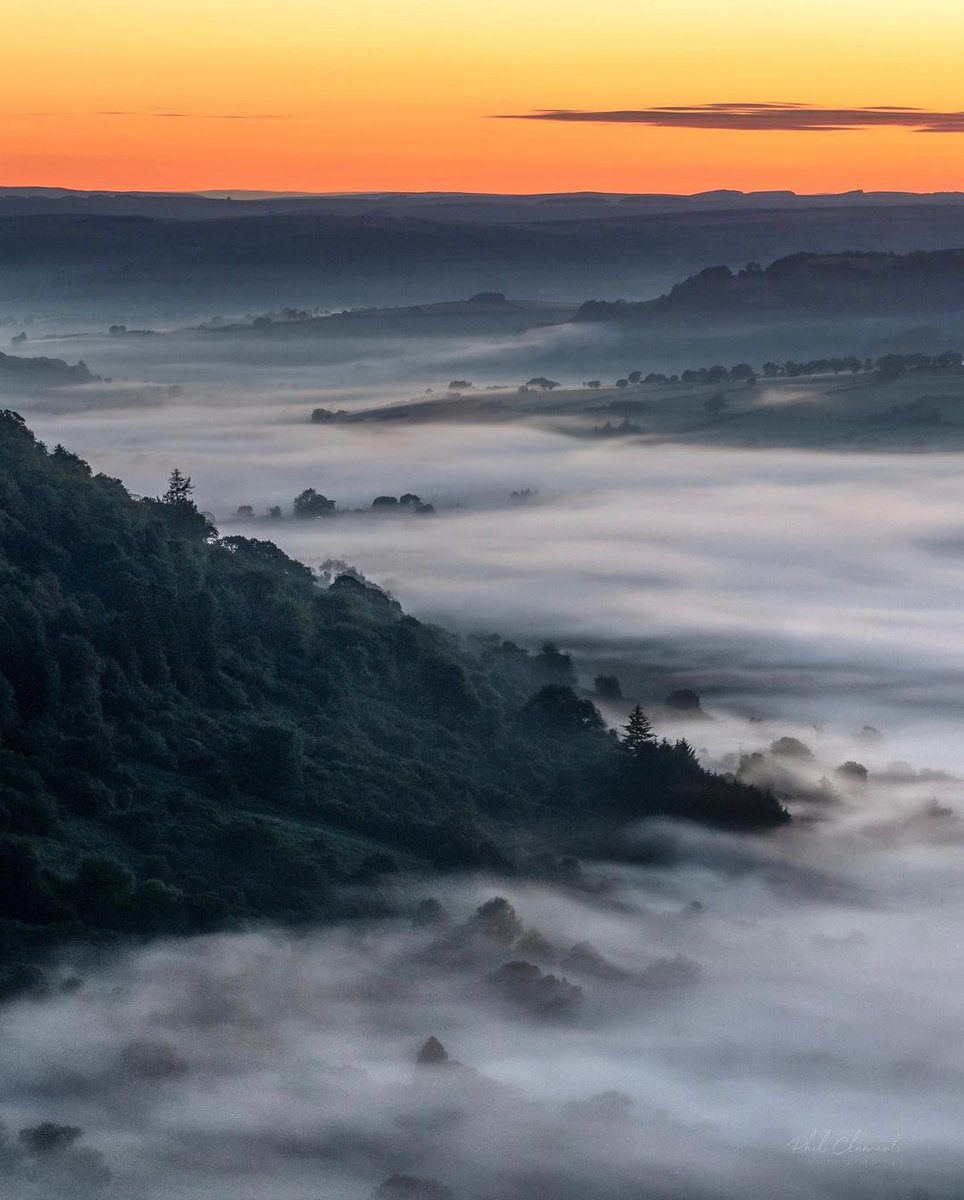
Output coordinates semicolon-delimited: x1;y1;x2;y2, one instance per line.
3;0;964;191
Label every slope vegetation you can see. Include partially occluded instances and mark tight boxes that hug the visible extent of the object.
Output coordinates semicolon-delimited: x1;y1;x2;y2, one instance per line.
0;412;784;988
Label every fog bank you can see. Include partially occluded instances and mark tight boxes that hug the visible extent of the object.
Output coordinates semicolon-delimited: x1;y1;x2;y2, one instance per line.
2;748;962;1198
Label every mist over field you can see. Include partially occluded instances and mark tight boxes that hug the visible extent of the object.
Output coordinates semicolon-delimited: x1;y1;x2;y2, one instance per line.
4;221;964;1198
4;317;963;1194
16;364;964;747
1;759;962;1199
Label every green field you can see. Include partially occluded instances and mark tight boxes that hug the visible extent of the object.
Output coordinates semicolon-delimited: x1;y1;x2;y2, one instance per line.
338;367;964;451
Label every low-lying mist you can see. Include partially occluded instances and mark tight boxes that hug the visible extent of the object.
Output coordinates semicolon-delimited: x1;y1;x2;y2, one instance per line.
20;384;964;750
8;325;964;1198
2;732;962;1198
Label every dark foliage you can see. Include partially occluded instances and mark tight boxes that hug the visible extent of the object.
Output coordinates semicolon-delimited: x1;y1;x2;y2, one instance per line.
665;688;704;713
575;249;964;325
0;412;786;987
0;350;97;388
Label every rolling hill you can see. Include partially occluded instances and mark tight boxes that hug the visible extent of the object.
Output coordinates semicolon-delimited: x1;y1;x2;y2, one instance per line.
576;249;964;325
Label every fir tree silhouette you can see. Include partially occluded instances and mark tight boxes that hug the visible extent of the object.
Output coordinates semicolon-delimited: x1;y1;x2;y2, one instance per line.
622;704;655;757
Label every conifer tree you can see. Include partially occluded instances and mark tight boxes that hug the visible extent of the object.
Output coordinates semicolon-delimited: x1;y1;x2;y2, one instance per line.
162;468;195;509
621;704;655;757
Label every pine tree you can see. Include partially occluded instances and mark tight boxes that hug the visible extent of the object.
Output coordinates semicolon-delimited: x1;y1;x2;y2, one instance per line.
621;704;655;757
162;468;195;509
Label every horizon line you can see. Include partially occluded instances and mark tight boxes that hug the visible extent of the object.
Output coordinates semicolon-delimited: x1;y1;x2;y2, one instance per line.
5;185;964;201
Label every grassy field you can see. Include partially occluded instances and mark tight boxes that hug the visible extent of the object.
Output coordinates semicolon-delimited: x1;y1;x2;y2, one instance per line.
335;367;964;451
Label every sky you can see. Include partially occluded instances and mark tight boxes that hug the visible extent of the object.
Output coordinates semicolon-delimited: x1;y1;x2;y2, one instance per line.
4;0;964;193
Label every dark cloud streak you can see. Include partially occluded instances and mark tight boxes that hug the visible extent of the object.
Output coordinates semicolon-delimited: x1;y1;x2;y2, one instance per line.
499;103;964;133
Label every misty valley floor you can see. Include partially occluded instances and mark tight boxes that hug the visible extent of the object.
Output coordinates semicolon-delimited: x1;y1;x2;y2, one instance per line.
19;390;964;742
5;257;964;1196
3;386;964;1197
2;800;962;1200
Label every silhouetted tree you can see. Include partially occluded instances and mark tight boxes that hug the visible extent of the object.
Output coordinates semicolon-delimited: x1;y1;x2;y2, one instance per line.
836;760;868;782
162;468;195;510
622;705;655;756
417;1035;449;1065
770;736;813;760
472;896;523;943
292;488;335;518
666;688;704;713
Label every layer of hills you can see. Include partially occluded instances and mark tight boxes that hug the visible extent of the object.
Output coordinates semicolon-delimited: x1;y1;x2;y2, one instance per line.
576;250;964;324
5;188;964;222
0;349;96;388
0;412;784;993
204;293;577;338
9;201;964;317
209;249;964;336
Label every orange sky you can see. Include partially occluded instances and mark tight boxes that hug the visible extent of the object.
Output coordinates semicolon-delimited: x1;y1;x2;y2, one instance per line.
3;0;964;193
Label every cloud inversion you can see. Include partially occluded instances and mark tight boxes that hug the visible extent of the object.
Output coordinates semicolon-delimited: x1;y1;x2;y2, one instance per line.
499;103;964;133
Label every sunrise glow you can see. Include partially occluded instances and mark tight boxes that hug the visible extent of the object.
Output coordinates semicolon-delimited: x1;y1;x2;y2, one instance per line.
5;0;964;192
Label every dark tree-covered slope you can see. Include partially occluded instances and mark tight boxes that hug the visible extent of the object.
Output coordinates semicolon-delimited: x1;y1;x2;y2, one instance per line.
576;249;964;325
0;350;96;389
0;412;784;986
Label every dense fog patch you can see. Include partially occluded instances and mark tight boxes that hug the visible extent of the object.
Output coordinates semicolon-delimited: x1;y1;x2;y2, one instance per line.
2;753;963;1198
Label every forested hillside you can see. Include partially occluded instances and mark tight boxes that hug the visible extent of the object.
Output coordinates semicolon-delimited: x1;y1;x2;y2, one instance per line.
0;350;96;388
0;412;784;990
575;248;964;324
